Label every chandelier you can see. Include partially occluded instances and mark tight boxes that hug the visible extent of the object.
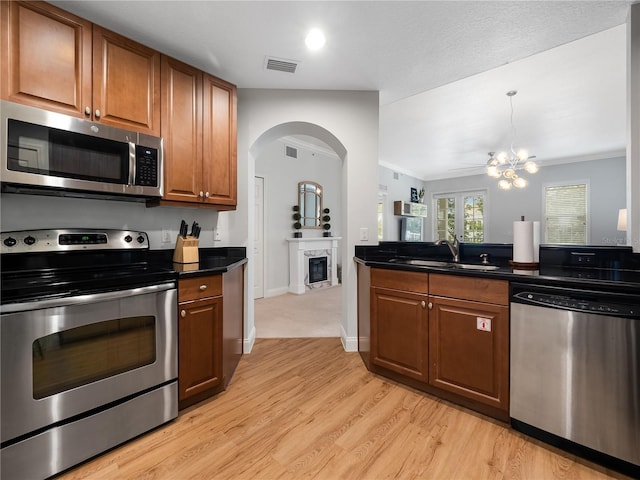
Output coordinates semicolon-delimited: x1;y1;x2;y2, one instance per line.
486;90;538;189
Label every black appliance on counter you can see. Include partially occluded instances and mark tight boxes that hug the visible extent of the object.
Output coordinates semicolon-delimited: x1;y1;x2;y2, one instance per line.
1;229;178;480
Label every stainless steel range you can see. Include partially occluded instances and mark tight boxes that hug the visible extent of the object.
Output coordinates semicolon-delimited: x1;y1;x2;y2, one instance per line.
0;229;178;480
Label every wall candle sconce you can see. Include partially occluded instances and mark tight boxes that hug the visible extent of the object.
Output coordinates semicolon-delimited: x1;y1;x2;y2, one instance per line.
617;208;627;232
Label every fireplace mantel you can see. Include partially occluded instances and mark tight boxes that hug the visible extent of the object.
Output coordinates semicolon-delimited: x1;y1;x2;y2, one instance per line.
286;237;341;294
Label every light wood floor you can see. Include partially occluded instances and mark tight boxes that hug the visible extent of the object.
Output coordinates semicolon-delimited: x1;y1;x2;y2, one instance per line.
61;338;630;480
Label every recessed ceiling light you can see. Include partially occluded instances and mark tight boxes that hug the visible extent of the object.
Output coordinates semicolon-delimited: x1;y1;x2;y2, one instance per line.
305;28;326;50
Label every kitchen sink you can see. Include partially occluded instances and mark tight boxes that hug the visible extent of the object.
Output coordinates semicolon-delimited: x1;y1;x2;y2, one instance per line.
397;259;452;267
389;258;500;271
452;263;500;271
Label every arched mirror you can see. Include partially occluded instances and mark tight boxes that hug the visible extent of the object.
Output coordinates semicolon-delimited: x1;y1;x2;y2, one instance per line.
298;181;323;228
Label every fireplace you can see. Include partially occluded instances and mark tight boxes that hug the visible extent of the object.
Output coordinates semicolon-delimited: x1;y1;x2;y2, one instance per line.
309;257;328;283
286;237;341;294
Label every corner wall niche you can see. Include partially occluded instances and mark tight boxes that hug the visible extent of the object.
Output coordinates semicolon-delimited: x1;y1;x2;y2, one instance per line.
286;237;341;294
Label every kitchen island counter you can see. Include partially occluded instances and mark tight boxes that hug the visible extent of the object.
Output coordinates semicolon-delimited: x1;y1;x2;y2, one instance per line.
355;243;640;293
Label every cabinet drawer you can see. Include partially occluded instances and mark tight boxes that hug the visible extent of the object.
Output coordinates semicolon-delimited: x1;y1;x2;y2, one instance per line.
371;268;428;294
429;274;508;305
179;275;222;302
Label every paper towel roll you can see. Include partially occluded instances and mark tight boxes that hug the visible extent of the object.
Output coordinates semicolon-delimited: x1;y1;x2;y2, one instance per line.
532;221;540;262
513;220;534;263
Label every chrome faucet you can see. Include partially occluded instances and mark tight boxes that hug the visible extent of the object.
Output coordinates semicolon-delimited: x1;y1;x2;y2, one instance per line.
435;237;460;263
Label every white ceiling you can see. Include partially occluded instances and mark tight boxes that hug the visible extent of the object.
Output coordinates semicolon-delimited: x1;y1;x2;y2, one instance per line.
53;0;632;180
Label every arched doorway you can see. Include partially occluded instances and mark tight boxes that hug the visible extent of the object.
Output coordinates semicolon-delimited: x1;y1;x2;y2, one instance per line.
250;123;346;340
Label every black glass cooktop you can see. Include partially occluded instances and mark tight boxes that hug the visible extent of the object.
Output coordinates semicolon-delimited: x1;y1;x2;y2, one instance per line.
1;253;175;305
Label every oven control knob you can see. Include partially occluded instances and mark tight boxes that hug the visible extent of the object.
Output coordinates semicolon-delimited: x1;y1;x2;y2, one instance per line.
3;237;17;247
24;235;36;246
124;235;133;243
136;235;145;244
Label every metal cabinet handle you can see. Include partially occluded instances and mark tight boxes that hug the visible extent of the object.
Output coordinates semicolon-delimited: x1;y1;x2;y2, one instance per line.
199;285;207;291
180;310;186;318
85;106;91;116
428;302;433;310
205;192;210;198
421;301;426;309
199;191;204;198
94;109;101;118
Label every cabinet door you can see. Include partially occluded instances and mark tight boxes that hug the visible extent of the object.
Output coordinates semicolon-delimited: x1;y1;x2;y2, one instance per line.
428;296;508;412
371;287;428;382
92;25;160;135
202;74;237;208
1;1;91;117
161;56;203;202
178;297;223;405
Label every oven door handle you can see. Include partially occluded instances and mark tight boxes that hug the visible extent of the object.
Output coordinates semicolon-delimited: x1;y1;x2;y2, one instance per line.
1;282;176;314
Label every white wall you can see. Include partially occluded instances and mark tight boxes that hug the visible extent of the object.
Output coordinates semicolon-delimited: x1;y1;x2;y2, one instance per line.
256;139;342;296
378;166;427;241
0;193;222;249
422;156;626;245
230;89;379;353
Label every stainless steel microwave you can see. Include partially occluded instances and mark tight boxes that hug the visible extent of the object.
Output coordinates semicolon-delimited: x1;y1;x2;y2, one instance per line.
0;101;163;199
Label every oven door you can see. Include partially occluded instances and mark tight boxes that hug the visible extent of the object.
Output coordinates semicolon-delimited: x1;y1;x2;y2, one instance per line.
0;283;177;444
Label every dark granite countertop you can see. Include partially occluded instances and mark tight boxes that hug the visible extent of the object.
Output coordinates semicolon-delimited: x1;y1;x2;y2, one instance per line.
149;247;247;279
355;242;640;294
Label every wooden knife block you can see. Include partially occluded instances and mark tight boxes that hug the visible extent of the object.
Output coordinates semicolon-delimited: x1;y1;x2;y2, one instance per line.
173;236;199;264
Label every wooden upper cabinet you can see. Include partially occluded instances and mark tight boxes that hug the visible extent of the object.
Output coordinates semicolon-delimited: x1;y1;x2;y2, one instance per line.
1;2;160;135
92;26;160;135
161;56;203;202
202;74;237;207
159;57;237;209
1;1;92;117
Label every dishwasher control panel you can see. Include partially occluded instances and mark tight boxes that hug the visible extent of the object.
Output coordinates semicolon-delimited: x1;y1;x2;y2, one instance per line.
513;291;639;318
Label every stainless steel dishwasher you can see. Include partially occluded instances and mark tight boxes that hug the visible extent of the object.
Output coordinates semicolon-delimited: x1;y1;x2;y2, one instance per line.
510;282;640;477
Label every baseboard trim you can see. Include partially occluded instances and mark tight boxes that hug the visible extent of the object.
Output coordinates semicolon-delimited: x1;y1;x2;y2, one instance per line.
264;287;288;298
244;325;256;353
340;324;357;352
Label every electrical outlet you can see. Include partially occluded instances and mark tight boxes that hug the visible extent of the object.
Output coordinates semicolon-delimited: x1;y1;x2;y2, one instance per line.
161;229;172;243
214;230;221;241
570;252;595;265
360;227;369;241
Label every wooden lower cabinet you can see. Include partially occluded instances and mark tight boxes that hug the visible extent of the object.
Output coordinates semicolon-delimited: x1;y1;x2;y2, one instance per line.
357;262;371;368
362;266;510;421
177;268;244;410
371;287;428;382
370;268;429;383
178;296;223;407
428;295;509;412
222;264;244;387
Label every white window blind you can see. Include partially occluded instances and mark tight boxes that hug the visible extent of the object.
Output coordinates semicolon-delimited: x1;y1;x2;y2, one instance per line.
544;183;588;244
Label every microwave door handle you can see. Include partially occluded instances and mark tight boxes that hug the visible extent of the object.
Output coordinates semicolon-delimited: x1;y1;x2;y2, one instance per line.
128;142;136;186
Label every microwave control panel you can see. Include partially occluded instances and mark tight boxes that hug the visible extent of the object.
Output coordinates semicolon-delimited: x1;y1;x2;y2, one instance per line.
134;145;159;187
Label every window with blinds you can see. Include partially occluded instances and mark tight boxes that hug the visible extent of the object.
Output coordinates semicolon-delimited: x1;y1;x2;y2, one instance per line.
544;183;588;244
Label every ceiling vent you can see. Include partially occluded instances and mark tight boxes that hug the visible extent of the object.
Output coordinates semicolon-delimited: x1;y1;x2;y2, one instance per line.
265;56;299;74
285;145;298;158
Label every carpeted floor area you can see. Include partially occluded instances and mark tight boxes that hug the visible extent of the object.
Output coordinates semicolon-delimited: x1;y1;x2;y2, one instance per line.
254;286;342;338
